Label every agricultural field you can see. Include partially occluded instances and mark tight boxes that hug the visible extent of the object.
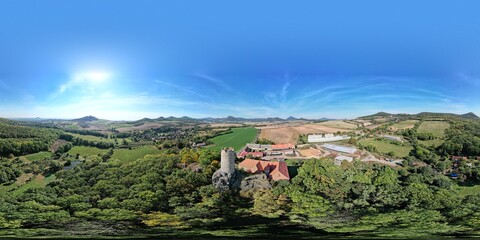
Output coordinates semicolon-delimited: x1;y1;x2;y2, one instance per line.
417;121;450;138
68;146;108;157
315;120;358;129
259;121;356;144
66;133;115;143
209;127;257;151
390;120;419;130
358;138;413;158
111;146;162;164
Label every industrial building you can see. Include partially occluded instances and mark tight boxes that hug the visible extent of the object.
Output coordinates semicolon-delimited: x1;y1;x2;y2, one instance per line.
308;133;351;143
322;143;357;154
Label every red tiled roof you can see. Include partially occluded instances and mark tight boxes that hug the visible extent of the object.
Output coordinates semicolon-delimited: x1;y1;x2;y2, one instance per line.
238;159;290;181
237;150;264;158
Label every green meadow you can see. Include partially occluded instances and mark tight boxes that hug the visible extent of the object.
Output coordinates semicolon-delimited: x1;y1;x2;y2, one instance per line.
417;121;450;138
68;146;108;156
209;127;257;151
359;138;413;158
111;146;162;164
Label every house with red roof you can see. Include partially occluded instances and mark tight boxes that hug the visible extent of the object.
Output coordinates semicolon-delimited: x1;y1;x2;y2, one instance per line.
237;150;264;159
238;159;290;181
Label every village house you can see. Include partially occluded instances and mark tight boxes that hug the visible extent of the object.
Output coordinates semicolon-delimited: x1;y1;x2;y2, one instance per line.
238;159;290;181
237;150;264;159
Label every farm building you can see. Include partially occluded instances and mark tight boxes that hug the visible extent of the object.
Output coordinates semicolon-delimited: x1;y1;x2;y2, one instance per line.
238;159;290;181
382;135;403;142
334;155;353;165
237;150;264;159
308;134;351;143
246;144;272;151
322;143;358;154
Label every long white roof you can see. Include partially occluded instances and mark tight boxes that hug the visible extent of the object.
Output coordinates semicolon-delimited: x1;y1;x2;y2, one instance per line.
322;143;357;154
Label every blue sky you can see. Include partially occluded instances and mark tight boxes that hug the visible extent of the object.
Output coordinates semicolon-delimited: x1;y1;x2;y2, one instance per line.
0;0;479;120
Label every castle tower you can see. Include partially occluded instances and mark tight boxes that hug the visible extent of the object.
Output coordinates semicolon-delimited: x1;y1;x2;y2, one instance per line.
220;148;236;174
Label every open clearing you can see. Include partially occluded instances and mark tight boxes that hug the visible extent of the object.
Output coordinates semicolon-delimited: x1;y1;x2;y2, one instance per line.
419;139;445;148
259;121;356;144
68;146;108;156
111;146;162;164
22;151;52;162
209;127;257;151
358;138;412;158
0;174;56;196
417;121;450;138
67;133;115;143
455;185;480;197
297;148;324;158
390;120;419;130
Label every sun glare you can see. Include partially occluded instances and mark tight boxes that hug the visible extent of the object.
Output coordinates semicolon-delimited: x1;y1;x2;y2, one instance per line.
78;71;111;82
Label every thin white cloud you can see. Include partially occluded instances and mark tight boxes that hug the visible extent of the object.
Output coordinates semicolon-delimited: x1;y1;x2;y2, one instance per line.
154;80;212;101
193;73;234;92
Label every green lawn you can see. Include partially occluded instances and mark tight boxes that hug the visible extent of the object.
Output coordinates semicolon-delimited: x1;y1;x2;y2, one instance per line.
417;121;450;138
208;127;257;151
23;151;52;162
111;146;162;164
68;146;108;156
359;138;413;158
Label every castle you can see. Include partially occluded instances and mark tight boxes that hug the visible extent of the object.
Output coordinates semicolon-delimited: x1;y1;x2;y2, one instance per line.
220;147;236;174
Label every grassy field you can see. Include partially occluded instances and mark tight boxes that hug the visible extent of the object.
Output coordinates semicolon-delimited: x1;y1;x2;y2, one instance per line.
111;146;162;164
455;185;480;197
359;138;413;158
209;127;257;151
417;121;450;138
0;174;56;196
67;133;115;143
419;139;445;148
68;146;108;156
390;120;419;130
11;174;56;196
22;151;52;162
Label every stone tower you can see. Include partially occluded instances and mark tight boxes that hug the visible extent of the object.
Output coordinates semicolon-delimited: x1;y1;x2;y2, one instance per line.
220;148;236;174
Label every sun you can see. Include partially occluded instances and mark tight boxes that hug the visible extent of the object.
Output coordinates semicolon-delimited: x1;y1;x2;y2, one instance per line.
77;71;111;83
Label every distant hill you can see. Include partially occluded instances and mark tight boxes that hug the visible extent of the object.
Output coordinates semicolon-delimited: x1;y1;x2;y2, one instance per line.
72;115;99;122
358;112;479;120
357;112;394;119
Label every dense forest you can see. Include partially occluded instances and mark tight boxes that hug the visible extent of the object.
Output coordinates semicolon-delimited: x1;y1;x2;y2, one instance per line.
0;119;479;238
0;121;60;157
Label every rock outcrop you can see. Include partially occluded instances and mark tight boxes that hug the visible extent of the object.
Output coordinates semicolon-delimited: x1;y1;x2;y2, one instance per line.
212;169;243;191
239;174;272;198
